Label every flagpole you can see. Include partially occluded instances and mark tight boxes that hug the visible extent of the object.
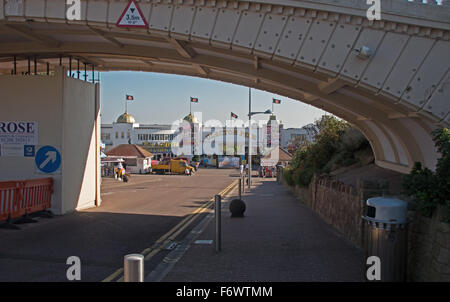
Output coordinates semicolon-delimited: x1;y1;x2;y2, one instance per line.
248;87;252;189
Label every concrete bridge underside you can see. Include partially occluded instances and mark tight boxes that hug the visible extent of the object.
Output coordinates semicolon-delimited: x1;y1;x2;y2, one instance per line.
1;0;449;174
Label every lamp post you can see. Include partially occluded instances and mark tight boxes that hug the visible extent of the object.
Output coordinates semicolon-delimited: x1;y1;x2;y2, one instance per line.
247;88;272;189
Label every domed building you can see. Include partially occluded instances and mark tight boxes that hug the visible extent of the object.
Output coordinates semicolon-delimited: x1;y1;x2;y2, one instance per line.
183;113;200;124
101;111;177;160
116;112;136;124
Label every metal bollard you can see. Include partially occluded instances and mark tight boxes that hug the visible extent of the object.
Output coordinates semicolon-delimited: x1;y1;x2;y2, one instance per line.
215;194;222;252
124;254;144;282
239;178;242;200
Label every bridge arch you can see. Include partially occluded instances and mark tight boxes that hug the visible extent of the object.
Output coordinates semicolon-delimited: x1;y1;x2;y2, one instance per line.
1;0;449;173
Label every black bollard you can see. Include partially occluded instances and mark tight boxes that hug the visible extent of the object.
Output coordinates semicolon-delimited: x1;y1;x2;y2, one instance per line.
229;198;246;218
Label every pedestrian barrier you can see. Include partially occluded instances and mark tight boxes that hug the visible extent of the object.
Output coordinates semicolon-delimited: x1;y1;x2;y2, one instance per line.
0;178;53;224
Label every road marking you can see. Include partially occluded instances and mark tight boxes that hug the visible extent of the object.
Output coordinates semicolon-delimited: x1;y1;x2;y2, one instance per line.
194;240;213;245
144;248;161;261
101;268;123;282
146;184;239;282
102;179;238;282
151;180;236;248
153;200;213;245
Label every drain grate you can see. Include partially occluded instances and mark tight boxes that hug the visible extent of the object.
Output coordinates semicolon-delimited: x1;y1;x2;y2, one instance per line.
164;241;179;250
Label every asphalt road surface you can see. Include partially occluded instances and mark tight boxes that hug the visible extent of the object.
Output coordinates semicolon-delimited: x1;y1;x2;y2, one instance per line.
0;168;236;282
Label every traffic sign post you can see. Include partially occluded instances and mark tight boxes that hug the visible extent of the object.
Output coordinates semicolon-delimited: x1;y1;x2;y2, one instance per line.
35;145;61;174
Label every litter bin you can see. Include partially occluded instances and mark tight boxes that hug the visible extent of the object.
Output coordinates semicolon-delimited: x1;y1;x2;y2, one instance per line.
363;197;408;282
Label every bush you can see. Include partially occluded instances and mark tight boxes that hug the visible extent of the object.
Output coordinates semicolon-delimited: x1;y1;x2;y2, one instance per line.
402;128;450;221
283;167;294;186
285;115;372;187
340;127;370;152
402;162;438;217
292;167;314;187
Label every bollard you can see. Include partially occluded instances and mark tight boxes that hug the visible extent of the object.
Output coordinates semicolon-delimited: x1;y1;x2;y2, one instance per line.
124;254;144;282
215;194;221;252
239;178;242;200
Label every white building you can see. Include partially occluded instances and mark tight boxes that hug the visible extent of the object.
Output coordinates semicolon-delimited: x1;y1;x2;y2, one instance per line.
280;123;319;152
101;111;318;159
101;112;177;160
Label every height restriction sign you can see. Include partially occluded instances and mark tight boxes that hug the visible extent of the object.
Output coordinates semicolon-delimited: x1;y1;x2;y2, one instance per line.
116;0;149;28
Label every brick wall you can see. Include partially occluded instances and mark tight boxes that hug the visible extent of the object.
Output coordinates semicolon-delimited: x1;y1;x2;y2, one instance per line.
407;205;450;281
311;176;365;248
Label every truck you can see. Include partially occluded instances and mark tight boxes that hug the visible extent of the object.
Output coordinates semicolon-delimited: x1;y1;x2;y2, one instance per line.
174;156;200;171
151;159;195;175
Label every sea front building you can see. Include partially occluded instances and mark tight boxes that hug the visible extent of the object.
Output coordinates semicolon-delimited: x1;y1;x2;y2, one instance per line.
101;111;318;161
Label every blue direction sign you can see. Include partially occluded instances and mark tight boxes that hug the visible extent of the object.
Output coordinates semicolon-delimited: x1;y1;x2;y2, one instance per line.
35;145;61;173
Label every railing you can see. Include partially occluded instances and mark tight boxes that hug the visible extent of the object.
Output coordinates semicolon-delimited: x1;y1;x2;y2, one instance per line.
0;178;53;223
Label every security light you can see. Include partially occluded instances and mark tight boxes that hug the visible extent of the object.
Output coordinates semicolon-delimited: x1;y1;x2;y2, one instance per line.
355;46;373;60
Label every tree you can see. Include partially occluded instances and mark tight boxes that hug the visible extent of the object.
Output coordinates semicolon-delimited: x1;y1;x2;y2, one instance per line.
285;115;349;187
284;115;372;187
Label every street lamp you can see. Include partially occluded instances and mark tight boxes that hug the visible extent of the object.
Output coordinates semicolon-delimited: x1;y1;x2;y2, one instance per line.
247;88;272;189
248;110;272;117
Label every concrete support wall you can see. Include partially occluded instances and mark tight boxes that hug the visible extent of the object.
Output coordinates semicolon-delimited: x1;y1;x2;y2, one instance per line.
62;76;101;212
0;67;100;214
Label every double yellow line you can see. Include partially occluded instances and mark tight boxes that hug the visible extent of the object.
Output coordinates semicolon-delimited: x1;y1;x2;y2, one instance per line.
102;180;238;282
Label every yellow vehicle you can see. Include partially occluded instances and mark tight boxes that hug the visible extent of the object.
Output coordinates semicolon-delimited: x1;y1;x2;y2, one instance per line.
151;159;195;175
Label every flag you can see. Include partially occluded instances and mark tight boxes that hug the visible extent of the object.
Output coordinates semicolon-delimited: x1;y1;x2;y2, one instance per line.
190;97;199;103
231;112;238;119
126;95;134;101
273;98;281;104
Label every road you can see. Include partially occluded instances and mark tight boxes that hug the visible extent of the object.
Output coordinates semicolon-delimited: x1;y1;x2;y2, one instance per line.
0;168;236;282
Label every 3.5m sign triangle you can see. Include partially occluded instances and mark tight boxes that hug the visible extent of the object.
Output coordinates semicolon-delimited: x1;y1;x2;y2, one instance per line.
116;0;149;28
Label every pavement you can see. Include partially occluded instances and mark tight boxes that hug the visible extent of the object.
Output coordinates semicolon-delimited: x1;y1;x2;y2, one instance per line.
158;177;365;282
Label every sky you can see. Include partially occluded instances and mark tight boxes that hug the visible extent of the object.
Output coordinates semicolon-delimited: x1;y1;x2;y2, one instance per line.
99;71;328;129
